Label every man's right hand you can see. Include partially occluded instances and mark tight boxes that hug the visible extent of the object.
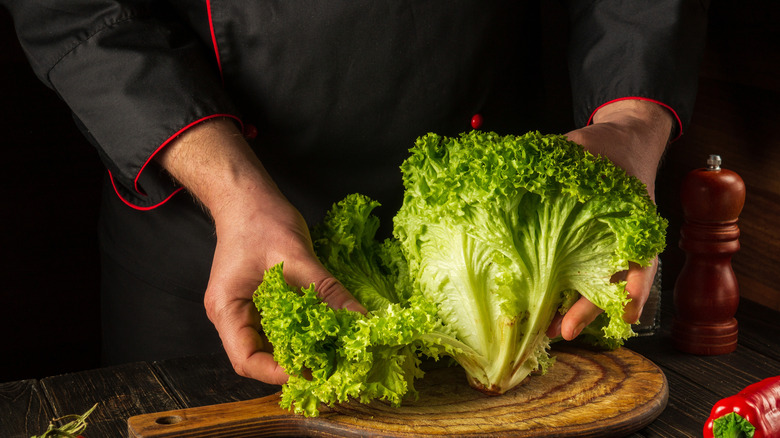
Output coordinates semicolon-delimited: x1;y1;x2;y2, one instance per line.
156;118;365;384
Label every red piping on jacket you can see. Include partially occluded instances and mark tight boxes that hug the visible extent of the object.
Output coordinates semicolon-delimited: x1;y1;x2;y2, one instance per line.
109;172;184;211
586;96;683;142
206;0;224;80
111;113;242;211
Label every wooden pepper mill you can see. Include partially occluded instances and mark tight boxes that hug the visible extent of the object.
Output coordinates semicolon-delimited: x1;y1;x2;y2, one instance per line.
672;154;745;355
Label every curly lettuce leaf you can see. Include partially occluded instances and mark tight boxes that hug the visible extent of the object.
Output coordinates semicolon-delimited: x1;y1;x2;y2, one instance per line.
255;196;461;416
312;194;413;310
254;264;446;417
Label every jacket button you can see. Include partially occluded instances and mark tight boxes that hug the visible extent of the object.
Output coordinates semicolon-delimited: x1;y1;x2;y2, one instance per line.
243;123;258;139
471;114;483;130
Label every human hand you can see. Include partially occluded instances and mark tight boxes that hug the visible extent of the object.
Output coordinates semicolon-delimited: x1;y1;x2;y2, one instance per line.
157;118;365;384
546;99;673;340
205;190;367;384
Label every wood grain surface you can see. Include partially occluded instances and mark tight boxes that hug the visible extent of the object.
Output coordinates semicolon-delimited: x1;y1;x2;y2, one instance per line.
127;345;667;437
0;380;54;437
40;362;182;437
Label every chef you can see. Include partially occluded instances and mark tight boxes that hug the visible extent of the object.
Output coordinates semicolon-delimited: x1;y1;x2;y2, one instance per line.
2;0;708;384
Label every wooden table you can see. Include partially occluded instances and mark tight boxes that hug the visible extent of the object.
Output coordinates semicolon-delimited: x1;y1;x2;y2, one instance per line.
3;290;779;437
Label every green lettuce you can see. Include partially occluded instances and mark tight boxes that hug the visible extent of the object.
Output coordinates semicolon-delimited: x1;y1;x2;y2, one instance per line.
392;130;665;392
254;195;458;417
253;130;666;415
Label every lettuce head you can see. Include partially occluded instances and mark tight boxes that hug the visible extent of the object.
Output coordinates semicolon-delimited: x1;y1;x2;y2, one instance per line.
253;130;666;415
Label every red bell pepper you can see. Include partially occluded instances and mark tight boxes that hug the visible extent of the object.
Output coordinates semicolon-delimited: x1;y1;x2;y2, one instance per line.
704;376;780;438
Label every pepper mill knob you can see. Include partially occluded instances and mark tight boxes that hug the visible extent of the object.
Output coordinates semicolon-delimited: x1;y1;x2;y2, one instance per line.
672;155;745;355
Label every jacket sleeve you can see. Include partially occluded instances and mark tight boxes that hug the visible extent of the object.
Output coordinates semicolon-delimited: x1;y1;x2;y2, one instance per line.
2;0;240;209
565;0;710;140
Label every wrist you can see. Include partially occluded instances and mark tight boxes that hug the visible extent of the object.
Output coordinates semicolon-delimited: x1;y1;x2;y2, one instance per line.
591;99;674;146
155;118;284;222
567;99;673;202
592;100;673;184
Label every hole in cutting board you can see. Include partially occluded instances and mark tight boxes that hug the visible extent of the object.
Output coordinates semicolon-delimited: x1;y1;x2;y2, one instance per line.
155;415;184;425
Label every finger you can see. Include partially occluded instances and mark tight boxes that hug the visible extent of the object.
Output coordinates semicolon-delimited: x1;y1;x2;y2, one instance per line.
206;289;290;385
546;312;564;339
222;316;290;385
284;261;367;314
314;275;367;314
231;327;290;385
560;296;603;341
622;258;658;324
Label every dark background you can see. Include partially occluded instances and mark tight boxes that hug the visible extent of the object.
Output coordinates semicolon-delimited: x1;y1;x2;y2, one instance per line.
1;7;102;381
2;1;778;382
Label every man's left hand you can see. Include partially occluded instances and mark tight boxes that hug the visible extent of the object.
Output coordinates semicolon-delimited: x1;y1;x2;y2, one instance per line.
546;99;673;340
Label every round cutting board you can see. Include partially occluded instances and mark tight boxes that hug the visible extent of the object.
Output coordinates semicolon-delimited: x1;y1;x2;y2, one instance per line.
128;345;668;437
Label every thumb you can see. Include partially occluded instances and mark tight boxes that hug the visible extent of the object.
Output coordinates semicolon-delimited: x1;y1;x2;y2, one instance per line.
284;259;367;314
622;258;658;324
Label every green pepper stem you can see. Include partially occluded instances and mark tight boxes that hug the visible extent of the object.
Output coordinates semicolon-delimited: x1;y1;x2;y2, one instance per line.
713;412;756;438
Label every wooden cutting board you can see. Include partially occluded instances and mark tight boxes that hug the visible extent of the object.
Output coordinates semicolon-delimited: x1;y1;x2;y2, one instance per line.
127;345;667;437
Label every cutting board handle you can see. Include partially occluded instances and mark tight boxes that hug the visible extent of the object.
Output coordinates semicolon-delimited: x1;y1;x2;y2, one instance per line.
127;393;323;437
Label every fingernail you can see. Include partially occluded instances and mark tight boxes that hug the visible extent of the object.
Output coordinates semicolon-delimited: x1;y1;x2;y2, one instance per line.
343;299;367;314
572;321;587;339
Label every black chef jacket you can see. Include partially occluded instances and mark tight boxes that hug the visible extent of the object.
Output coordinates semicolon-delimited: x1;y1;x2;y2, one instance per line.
3;0;709;364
